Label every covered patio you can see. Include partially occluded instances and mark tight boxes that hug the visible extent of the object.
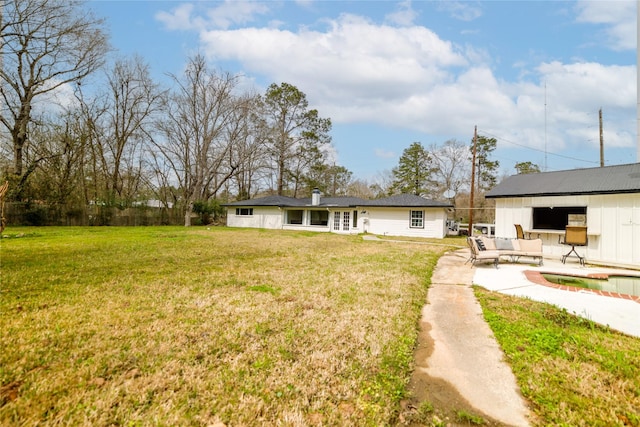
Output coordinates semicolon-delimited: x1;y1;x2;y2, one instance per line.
485;163;640;269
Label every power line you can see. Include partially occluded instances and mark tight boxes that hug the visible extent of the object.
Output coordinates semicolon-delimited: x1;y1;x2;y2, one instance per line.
477;129;600;166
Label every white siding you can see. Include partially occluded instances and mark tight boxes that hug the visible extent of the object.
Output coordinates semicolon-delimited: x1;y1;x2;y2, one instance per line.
364;208;447;239
494;194;640;269
283;224;330;233
226;207;283;229
227;205;450;239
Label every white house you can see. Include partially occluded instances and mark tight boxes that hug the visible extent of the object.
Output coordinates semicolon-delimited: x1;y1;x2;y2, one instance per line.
224;190;453;239
485;163;640;269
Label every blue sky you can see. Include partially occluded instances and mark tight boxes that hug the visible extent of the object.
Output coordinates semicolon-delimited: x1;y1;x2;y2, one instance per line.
89;0;637;181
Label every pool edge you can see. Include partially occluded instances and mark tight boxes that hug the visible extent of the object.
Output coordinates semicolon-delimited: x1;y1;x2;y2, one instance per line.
524;270;640;304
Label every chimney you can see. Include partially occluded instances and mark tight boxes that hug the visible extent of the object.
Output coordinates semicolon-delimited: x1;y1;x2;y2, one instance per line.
311;188;321;206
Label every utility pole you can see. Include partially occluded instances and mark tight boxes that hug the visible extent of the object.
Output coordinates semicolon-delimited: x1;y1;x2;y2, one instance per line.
469;126;477;237
599;108;604;167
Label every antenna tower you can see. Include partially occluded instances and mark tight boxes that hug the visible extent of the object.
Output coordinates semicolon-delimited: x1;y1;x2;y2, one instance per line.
544;81;548;171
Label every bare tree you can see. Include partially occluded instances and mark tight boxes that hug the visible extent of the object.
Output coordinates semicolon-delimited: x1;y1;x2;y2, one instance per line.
429;139;470;198
73;82;110;206
369;170;394;198
100;55;164;205
153;55;245;226
347;178;375;199
226;93;267;200
0;0;109;199
28;110;86;207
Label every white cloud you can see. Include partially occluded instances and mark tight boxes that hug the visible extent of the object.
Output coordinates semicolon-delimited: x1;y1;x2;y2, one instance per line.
32;81;77;115
200;13;467;103
436;1;483;22
538;61;636;110
385;0;419;26
156;4;201;31
535;61;636;149
205;1;271;30
575;0;637;51
186;6;634;162
480;61;636;155
156;1;270;31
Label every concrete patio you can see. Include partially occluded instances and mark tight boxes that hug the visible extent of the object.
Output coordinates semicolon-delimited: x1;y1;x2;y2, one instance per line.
470;254;640;338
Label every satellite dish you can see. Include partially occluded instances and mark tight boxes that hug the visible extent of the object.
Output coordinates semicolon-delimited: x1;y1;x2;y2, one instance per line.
443;189;455;198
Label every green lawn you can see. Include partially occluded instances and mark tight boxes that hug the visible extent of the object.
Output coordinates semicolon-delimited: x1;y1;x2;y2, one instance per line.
0;227;449;426
475;288;640;427
1;227;638;426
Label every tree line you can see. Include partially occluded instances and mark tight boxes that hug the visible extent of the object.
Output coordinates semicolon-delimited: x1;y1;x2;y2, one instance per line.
1;0;535;227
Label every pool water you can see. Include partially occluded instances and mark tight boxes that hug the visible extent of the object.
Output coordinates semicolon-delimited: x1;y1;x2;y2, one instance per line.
542;273;640;298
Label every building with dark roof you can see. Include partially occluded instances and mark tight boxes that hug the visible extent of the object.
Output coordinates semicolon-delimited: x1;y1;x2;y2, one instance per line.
224;191;453;239
486;163;640;268
486;163;640;198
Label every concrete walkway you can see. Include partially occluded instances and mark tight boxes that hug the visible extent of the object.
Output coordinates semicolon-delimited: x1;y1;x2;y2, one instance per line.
415;249;533;426
367;235;638;424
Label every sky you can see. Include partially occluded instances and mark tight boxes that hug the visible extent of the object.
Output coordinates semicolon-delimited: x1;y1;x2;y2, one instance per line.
88;0;638;181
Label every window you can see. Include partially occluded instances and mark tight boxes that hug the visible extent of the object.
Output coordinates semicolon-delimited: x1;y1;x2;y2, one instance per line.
532;206;587;230
310;210;329;226
235;208;253;216
287;210;303;225
333;212;341;230
410;210;424;228
342;211;350;230
352;210;358;228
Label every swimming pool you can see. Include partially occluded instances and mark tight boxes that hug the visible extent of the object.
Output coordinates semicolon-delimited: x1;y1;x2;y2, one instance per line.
542;273;640;298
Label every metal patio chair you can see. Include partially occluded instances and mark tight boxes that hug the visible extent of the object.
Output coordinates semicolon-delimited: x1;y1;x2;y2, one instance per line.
561;225;588;266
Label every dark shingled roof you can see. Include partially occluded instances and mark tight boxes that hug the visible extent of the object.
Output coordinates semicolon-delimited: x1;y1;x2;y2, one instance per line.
308;197;368;207
361;194;452;207
486;163;640;198
224;194;452;208
224;195;304;207
224;195;366;208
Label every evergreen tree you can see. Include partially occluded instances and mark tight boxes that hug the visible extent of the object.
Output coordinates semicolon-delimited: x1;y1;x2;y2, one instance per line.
473;136;500;191
515;161;541;175
391;142;435;196
261;83;332;196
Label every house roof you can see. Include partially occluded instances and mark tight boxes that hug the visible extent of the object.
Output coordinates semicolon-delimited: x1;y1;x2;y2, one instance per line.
224;195;365;208
223;195;302;207
224;194;452;208
308;196;370;207
486;163;640;199
361;194;452;207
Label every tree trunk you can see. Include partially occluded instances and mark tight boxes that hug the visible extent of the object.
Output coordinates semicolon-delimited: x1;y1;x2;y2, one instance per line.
277;156;285;196
184;202;193;227
13;143;23;178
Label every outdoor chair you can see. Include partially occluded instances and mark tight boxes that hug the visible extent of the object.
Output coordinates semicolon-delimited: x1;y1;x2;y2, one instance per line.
466;236;500;268
561;225;587;266
514;224;525;239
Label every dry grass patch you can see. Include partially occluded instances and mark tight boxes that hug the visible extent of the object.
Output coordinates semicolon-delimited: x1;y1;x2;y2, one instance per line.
0;227;453;426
